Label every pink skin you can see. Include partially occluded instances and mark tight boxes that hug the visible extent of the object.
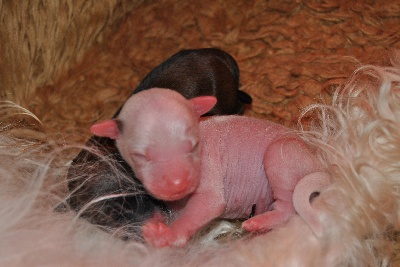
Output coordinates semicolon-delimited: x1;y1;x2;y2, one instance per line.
91;88;331;247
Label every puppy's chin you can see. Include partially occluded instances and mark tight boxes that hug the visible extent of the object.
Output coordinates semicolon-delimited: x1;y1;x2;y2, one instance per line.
158;192;190;202
148;184;196;202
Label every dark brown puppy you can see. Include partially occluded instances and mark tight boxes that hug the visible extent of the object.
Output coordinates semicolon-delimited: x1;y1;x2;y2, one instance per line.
67;48;252;240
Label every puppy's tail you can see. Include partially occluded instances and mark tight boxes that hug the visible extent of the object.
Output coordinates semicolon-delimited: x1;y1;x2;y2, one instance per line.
292;171;331;237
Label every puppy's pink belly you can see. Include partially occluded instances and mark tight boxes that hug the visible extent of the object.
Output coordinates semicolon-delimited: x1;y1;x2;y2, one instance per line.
222;172;273;219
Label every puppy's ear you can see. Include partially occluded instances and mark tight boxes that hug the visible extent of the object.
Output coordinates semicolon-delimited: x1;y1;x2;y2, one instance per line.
190;96;217;117
90;120;120;139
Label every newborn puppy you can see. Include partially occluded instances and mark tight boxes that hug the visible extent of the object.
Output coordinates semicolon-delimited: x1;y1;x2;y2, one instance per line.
91;88;330;247
67;48;252;240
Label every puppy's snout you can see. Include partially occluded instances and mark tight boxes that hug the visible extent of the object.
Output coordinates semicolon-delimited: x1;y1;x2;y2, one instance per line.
164;169;189;193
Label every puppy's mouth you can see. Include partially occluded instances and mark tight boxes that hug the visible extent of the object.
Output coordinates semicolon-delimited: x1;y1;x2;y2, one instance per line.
148;183;196;201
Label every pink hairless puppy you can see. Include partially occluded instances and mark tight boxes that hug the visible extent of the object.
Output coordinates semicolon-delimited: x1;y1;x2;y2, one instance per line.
90;88;331;247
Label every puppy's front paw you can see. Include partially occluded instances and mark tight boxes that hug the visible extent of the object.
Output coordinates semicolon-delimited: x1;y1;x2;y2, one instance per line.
142;222;189;247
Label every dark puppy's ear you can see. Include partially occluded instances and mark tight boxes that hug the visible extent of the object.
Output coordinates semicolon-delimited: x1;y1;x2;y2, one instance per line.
238;90;253;105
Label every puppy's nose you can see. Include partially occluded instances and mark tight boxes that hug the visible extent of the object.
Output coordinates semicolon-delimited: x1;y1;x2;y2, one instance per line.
169;178;187;192
164;170;189;193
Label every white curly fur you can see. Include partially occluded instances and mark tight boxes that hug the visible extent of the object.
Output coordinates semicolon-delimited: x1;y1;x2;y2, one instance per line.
0;55;399;266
